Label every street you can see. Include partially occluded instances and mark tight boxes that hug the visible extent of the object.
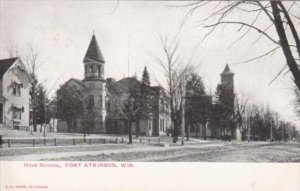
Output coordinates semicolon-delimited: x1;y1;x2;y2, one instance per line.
2;141;298;162
54;142;300;162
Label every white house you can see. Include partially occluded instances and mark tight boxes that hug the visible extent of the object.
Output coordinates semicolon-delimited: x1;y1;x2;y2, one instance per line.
0;57;33;129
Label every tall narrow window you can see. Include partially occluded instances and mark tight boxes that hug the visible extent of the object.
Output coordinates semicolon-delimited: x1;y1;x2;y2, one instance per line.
98;95;102;109
13;107;22;119
12;83;21;96
97;65;101;77
88;95;94;111
107;100;111;111
101;65;104;77
13;83;16;95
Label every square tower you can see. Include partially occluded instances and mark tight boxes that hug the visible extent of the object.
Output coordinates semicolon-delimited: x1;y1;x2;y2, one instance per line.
82;34;106;131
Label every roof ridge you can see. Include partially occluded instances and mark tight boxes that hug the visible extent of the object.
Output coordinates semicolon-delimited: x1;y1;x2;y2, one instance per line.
0;57;19;62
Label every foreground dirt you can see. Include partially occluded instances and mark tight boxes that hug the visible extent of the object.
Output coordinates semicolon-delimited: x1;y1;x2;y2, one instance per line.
56;142;300;162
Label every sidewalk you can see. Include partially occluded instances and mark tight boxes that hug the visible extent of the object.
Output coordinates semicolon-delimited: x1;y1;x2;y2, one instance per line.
0;142;225;161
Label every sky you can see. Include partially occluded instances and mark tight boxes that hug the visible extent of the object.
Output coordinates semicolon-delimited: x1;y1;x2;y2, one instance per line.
0;1;299;128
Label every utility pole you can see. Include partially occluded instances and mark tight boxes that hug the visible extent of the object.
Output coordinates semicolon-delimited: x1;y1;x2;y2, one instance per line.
181;80;186;146
281;122;284;142
270;119;273;142
44;97;47;138
247;117;251;141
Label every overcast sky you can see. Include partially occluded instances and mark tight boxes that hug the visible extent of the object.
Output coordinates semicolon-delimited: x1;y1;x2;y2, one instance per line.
0;1;299;128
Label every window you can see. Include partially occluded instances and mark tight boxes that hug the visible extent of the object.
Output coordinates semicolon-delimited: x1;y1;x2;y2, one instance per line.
29;111;33;125
97;65;101;77
12;83;21;96
98;95;102;109
88;95;94;111
89;84;94;90
13;107;22;120
101;66;104;77
107;100;111;111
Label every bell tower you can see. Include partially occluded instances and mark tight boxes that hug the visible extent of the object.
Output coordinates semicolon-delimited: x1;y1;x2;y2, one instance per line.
220;64;241;140
83;34;106;131
220;64;234;94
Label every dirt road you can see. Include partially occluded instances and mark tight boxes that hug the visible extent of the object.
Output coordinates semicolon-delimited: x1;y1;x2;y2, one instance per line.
56;142;300;162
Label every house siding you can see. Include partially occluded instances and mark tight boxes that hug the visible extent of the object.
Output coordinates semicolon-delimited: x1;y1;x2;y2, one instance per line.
1;59;31;128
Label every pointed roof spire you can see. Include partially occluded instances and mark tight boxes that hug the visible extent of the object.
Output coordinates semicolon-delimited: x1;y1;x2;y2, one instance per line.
83;34;105;63
221;64;234;75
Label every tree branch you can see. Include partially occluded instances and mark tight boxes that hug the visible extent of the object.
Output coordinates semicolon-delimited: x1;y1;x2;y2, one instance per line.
204;21;279;45
234;46;280;65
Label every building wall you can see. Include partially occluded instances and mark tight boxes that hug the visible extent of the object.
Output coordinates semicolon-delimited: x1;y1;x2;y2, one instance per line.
2;60;31;128
189;123;212;138
0;78;3;95
83;80;106;131
152;88;171;136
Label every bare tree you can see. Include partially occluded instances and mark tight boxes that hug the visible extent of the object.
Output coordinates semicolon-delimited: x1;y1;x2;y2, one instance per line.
150;32;195;143
186;1;300;90
24;45;45;132
294;88;300;117
6;43;19;58
106;78;141;144
5;43;45;132
234;91;253;139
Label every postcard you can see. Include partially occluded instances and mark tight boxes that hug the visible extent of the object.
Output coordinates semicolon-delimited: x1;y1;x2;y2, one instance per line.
0;0;299;190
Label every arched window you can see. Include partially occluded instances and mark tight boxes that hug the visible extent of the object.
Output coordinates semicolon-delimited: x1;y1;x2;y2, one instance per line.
101;65;104;77
97;65;101;77
88;95;94;111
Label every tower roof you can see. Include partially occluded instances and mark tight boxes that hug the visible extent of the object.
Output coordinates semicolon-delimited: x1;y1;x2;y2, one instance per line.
221;64;234;75
83;34;105;63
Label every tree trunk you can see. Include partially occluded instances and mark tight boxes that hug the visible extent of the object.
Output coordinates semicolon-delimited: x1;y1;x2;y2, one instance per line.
271;1;300;90
204;123;207;140
128;120;132;144
71;117;73;131
170;92;178;143
186;124;190;141
67;118;71;133
172;120;178;143
33;114;37;132
135;119;140;138
231;124;234;139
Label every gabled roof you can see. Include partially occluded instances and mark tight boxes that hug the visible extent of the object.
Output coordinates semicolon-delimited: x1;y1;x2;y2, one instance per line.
83;34;105;63
107;77;140;94
65;78;86;89
221;64;234;75
0;57;18;78
118;77;140;90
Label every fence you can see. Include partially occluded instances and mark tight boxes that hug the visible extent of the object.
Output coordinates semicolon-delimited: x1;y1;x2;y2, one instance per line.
0;136;161;148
